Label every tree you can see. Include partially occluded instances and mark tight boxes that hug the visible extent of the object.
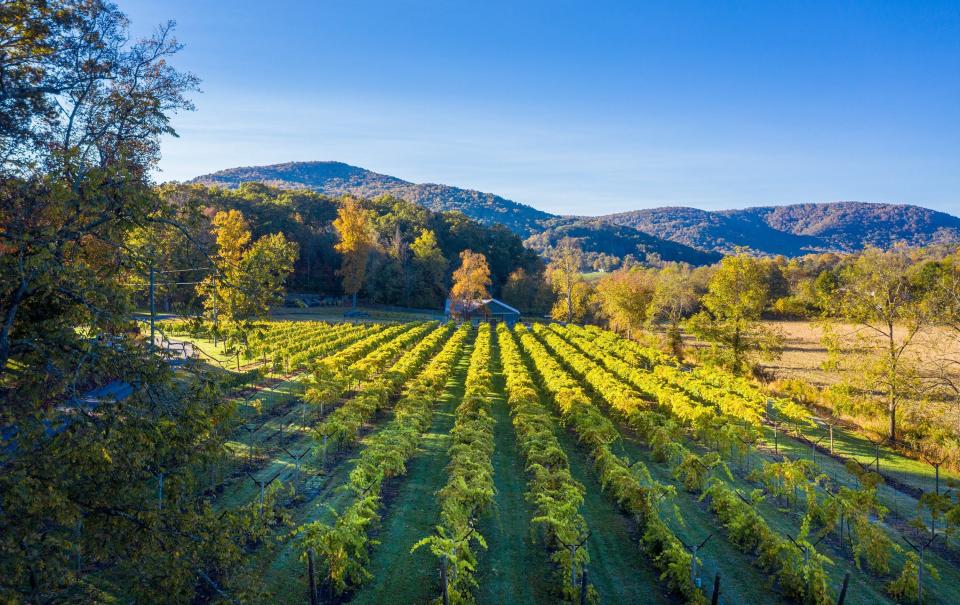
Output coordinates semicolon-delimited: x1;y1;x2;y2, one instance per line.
648;263;698;359
501;267;551;314
197;210;298;345
409;229;448;308
550;281;595;324
831;246;929;442
0;3;271;601
594;267;655;337
449;250;491;320
686;251;783;374
548;237;584;323
333;197;374;308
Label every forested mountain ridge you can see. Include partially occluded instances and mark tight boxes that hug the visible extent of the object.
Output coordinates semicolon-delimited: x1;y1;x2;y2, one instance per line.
191;161;552;236
192;162;960;258
604;202;960;255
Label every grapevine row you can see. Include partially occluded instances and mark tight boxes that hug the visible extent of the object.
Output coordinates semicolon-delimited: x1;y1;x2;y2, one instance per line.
496;323;591;602
514;324;704;604
300;323;471;595
415;323;496;603
318;322;453;448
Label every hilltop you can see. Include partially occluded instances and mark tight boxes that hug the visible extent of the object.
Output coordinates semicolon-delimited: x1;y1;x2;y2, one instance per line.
192;162;960;260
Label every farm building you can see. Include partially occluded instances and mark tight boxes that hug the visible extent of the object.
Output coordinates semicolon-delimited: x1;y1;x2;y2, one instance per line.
443;298;521;324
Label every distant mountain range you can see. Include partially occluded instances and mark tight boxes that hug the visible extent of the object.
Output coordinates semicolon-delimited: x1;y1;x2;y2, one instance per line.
192;161;960;262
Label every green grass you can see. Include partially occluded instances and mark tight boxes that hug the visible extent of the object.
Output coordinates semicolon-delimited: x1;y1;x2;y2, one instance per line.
349;336;475;604
550;419;675;604
769;421;960;502
474;337;554;604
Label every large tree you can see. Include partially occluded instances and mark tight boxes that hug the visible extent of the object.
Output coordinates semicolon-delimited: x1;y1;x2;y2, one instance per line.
449;250;491;319
333;197;374;308
548;237;585;323
594;267;655;337
686;252;783;374
409;228;448;308
829;246;931;442
0;4;277;601
198;209;298;340
648;262;699;359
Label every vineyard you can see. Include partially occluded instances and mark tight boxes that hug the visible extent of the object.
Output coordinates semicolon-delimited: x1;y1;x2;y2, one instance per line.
157;318;960;605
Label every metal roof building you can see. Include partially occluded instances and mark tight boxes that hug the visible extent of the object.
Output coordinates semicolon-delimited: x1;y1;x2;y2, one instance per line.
443;298;521;324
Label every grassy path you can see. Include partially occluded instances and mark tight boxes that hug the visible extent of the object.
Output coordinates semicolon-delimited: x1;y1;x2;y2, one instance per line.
474;337;554;604
550;420;675;605
349;336;475;604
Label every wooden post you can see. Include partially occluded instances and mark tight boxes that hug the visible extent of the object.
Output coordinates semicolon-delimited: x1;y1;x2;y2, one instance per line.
918;545;924;604
74;519;81;577
691;545;699;589
307;549;318;605
837;572;849;605
579;565;588;605
440;555;450;605
710;573;720;605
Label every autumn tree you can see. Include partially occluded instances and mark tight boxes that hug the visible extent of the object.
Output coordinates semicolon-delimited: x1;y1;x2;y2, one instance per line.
648;262;698;359
549;237;585;323
829;246;930;442
409;229;448;308
594;267;655;337
333;197;374;308
0;3;272;601
197;209;298;344
687;251;783;374
449;250;491;320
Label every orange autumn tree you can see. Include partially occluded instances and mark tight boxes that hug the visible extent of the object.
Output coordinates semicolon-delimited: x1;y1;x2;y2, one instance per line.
333;197;375;308
449;250;492;320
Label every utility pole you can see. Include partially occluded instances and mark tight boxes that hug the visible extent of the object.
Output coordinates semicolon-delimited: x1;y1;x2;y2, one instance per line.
149;265;156;350
212;271;219;347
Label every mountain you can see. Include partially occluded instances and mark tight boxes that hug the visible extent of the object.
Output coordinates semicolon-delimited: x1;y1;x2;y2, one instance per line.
603;202;960;255
191;161;716;265
525;217;721;265
191;161;552;236
191;161;960;261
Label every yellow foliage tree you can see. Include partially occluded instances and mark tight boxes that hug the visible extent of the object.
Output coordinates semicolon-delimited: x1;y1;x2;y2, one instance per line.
548;237;584;323
449;250;491;319
333;197;374;308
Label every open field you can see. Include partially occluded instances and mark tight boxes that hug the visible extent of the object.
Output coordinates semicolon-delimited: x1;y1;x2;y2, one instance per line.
138;317;960;604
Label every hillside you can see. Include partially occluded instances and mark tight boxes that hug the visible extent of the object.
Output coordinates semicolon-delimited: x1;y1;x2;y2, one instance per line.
603;202;960;255
191;161;553;236
525;217;722;265
192;162;960;260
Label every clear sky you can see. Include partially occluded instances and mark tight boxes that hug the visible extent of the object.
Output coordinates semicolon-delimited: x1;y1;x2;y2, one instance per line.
120;0;960;216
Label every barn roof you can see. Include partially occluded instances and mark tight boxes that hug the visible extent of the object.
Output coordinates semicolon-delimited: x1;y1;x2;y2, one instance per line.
444;298;521;316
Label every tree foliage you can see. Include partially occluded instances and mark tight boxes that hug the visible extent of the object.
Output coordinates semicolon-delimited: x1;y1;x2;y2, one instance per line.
548;238;585;323
686;252;784;374
333;197;375;305
449;250;492;319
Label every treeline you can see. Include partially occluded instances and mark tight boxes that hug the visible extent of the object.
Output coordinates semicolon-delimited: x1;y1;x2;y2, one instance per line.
148;183;544;311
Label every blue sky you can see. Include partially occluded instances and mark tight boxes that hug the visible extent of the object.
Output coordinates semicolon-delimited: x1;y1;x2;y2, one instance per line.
121;1;960;215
